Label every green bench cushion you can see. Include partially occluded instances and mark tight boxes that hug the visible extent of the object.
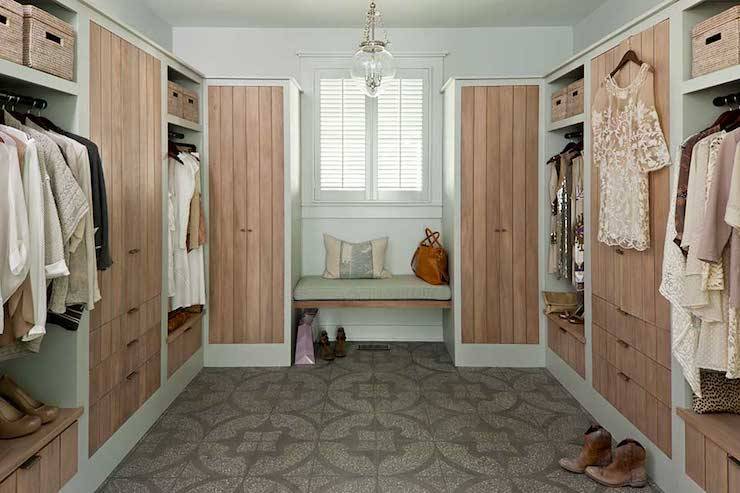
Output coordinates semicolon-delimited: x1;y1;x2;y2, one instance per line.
293;275;452;301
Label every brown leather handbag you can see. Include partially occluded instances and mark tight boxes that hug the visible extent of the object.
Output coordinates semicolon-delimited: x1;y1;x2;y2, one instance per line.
411;228;449;285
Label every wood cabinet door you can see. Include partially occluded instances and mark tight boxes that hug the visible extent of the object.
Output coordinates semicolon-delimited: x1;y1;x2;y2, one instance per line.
208;85;285;344
90;22;162;329
460;85;539;344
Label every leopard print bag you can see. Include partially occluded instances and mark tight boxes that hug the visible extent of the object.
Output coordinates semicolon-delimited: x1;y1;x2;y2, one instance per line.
693;370;740;414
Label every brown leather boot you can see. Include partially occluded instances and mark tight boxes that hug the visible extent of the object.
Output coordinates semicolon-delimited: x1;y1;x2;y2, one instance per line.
559;425;613;474
319;331;335;361
0;396;42;439
585;439;648;488
0;375;59;424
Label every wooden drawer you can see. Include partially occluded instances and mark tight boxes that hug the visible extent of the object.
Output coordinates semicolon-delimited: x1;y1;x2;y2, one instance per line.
593;354;671;455
594;324;670;406
601;297;671;370
0;473;16;493
548;320;585;379
168;319;202;378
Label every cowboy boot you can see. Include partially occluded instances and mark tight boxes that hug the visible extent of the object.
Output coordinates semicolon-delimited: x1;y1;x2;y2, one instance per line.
585;439;648;488
318;331;335;361
335;327;347;358
559;425;613;474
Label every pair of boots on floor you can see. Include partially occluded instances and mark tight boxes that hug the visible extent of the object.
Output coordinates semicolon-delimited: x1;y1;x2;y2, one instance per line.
319;327;347;361
560;425;648;489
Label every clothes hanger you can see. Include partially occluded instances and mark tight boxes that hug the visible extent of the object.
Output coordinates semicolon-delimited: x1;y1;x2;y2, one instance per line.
609;50;652;78
168;140;184;163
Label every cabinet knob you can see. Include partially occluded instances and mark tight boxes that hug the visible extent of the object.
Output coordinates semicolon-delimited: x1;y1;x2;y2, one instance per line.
616;339;629;349
240;228;246;232
615;248;624;255
127;338;139;347
128;248;141;255
127;307;140;315
617;372;631;382
126;371;138;380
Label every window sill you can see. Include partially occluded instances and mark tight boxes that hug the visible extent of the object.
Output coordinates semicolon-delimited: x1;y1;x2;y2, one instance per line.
302;203;443;219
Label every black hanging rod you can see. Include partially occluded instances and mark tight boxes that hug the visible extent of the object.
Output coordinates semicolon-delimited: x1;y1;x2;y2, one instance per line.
565;130;583;140
168;130;185;140
713;92;740;108
0;90;48;111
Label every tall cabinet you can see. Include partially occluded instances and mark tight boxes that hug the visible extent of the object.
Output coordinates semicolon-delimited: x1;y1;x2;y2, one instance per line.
206;80;301;365
442;80;541;365
88;22;163;456
589;20;673;457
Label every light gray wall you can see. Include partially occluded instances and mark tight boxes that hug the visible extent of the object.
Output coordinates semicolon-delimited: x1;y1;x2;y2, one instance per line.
572;0;666;52
172;26;572;79
85;0;173;49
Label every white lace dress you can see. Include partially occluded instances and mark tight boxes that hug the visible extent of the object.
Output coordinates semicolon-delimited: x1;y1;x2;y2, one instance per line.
592;63;672;251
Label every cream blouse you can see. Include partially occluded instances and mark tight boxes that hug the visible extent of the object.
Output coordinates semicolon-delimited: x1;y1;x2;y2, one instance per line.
592;63;671;251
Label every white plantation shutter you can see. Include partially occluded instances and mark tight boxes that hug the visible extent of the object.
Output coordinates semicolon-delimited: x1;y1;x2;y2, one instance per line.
319;78;366;191
377;78;424;192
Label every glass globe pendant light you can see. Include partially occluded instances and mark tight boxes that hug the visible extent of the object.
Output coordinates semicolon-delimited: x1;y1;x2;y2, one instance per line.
350;1;396;98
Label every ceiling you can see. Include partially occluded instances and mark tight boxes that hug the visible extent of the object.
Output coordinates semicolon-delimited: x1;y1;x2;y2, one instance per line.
145;0;609;28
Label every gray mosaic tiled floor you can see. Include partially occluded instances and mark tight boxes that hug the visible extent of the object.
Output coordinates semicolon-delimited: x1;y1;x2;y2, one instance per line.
99;342;662;492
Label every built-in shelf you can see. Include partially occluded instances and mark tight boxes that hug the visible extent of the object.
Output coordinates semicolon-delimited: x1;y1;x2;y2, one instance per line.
167;312;203;343
0;58;78;96
678;408;740;460
548;113;585;132
167;114;202;132
546;312;586;343
683;65;740;95
0;407;83;483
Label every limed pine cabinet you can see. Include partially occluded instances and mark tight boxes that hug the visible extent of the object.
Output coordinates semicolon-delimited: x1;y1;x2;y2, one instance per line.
590;20;672;456
88;22;163;456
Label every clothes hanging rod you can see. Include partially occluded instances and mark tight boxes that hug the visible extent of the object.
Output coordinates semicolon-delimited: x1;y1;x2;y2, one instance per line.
0;90;48;111
564;131;583;140
168;130;185;140
713;92;740;108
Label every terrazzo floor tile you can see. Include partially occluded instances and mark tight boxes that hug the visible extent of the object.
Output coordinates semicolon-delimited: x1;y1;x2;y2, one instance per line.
98;342;663;493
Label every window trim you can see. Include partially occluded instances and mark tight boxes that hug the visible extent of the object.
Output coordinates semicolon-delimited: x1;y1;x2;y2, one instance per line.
300;54;445;208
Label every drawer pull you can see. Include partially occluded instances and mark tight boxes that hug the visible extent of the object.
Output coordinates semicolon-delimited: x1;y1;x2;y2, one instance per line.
127;338;139;347
127;307;139;315
128;248;141;255
20;455;40;469
126;371;138;380
730;456;740;467
617;339;629;348
617;372;631;382
559;327;567;334
615;248;624;255
184;326;193;333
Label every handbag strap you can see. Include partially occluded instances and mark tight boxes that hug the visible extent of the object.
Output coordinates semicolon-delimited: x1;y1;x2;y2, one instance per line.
420;228;443;248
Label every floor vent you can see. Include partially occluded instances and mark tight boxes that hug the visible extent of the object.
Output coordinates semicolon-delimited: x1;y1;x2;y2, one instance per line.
356;343;391;351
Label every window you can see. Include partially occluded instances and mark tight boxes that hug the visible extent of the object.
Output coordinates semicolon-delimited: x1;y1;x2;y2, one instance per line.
317;71;429;202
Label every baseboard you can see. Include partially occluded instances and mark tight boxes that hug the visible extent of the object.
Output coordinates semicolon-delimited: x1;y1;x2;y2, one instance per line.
453;343;546;367
204;343;292;367
64;348;204;493
318;324;443;342
545;349;699;493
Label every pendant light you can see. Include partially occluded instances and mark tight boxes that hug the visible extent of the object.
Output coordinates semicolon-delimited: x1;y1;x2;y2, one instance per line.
350;1;397;98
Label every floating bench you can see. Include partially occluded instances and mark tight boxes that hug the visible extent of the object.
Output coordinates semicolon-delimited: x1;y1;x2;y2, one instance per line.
293;275;452;309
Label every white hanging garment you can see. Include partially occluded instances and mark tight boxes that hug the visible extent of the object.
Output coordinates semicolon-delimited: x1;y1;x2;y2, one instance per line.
0;139;30;335
0;126;46;341
168;153;205;310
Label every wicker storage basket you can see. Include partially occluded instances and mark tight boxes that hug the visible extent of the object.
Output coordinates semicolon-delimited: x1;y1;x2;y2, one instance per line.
692;5;740;78
566;79;584;118
551;88;567;122
181;87;199;123
0;0;23;65
168;81;183;118
22;5;75;80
